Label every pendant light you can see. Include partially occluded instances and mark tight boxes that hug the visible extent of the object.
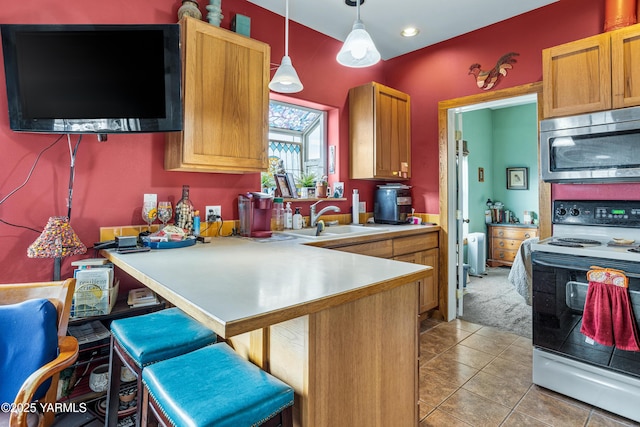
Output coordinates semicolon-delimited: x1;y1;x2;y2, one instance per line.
269;0;303;93
336;0;380;68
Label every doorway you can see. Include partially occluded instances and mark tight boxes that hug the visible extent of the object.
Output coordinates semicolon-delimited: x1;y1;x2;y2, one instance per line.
437;82;551;321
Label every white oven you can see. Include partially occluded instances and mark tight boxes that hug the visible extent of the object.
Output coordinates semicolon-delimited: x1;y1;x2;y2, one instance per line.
531;200;640;422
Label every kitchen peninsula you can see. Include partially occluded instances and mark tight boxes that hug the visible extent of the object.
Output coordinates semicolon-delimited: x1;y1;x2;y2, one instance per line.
101;233;431;426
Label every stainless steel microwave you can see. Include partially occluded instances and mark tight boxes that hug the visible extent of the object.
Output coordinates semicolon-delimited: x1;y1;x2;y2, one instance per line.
540;106;640;183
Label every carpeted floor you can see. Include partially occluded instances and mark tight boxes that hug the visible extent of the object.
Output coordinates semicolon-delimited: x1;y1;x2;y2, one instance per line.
459;266;532;338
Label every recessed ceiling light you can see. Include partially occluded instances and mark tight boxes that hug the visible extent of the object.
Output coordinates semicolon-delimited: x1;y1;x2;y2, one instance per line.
401;27;420;37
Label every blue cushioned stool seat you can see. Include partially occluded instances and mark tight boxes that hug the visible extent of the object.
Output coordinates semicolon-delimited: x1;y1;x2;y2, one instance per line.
106;307;218;426
110;307;217;368
142;343;294;427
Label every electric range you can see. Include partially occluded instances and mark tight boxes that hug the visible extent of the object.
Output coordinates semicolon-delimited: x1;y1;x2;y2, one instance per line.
531;200;640;262
530;200;640;423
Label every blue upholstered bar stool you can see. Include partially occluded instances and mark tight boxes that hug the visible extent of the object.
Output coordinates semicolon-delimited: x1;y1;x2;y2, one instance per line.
141;343;294;427
106;307;218;426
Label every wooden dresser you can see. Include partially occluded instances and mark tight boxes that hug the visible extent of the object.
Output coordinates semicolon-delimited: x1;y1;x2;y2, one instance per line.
487;224;538;267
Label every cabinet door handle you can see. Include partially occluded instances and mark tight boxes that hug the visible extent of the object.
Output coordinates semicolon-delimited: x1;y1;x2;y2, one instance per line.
499;241;504;247
524;233;531;238
498;231;504;237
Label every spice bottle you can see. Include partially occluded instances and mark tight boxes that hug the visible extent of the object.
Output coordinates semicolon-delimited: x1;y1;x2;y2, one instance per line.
352;189;360;224
293;207;303;230
193;210;201;236
284;202;293;229
175;185;195;233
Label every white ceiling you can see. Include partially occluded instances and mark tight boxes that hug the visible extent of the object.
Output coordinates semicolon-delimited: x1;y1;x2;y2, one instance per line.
247;0;558;60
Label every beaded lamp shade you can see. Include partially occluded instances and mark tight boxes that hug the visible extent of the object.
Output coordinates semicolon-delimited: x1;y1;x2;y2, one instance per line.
28;217;86;280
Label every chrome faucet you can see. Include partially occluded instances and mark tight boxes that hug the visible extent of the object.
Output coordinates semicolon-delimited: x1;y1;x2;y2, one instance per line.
310;201;341;227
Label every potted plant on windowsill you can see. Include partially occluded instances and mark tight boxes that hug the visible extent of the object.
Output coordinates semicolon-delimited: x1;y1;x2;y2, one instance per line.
261;172;275;194
296;172;316;198
315;175;328;198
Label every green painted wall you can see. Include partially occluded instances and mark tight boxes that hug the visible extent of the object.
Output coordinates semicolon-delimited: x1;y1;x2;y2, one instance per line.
462;103;538;234
492;104;539;224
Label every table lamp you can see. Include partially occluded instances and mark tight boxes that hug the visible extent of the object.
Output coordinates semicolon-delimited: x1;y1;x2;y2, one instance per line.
27;216;87;281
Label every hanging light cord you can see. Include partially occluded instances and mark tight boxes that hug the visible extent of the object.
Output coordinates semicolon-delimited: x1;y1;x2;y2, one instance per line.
356;0;361;22
284;0;290;56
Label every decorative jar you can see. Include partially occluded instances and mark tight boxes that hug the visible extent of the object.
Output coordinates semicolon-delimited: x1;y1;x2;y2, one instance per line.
178;0;202;21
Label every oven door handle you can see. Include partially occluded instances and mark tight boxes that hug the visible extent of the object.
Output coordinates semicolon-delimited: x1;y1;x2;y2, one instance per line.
534;258;587;270
534;259;640;279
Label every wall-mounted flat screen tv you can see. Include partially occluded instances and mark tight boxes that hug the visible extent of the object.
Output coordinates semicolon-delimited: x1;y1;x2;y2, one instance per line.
0;24;182;136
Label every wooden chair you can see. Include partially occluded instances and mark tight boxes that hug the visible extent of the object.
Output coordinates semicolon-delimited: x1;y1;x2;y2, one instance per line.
0;278;79;427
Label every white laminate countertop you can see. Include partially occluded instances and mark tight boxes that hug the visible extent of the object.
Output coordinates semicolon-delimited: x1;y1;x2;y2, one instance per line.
102;231;432;338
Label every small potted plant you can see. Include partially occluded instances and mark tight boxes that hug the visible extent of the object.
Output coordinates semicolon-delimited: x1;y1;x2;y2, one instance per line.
296;172;316;198
261;172;275;194
315;175;328;198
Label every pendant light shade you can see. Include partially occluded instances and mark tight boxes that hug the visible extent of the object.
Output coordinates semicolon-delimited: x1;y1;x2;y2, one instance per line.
337;0;380;68
270;56;303;93
269;0;303;93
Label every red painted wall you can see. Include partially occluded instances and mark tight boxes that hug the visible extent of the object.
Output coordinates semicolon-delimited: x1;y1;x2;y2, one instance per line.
0;0;630;283
384;0;638;213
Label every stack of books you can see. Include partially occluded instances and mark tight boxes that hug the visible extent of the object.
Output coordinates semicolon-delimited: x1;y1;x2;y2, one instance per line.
67;320;111;350
127;288;159;307
70;258;118;318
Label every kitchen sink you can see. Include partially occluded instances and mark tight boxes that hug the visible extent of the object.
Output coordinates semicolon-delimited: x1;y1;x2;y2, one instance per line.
281;225;389;239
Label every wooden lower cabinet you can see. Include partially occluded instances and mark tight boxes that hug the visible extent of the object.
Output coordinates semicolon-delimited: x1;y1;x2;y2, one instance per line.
394;248;438;313
330;239;393;258
393;233;439;313
487;224;538;267
323;230;440;314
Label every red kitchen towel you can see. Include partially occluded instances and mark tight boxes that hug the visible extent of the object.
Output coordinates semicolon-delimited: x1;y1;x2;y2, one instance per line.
580;267;640;352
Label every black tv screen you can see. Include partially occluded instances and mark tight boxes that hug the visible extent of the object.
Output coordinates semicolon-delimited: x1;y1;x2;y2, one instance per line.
1;24;182;135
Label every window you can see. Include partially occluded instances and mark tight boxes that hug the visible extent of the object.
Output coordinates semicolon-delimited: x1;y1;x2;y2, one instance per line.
266;101;327;186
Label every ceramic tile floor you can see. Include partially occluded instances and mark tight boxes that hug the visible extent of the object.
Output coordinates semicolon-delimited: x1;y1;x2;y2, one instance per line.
418;318;640;427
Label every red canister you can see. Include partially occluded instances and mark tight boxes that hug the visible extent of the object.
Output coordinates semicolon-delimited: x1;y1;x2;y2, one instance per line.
604;0;637;32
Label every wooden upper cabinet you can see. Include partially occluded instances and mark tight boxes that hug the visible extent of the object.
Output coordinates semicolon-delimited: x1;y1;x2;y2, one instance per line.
165;17;270;173
349;82;411;180
612;24;640;108
543;23;640;118
543;33;611;117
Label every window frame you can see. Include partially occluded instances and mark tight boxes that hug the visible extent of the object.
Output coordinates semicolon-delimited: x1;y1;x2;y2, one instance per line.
268;100;327;181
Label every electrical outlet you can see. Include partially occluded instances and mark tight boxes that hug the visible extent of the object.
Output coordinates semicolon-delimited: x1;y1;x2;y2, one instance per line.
205;205;222;222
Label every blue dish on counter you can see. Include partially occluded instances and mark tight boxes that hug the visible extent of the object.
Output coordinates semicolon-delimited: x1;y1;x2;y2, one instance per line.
143;236;196;249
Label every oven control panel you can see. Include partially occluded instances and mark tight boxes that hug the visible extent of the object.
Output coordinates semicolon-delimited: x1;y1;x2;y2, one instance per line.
553;200;640;227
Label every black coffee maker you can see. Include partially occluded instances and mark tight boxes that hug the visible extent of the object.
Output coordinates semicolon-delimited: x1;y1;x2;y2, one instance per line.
374;185;412;224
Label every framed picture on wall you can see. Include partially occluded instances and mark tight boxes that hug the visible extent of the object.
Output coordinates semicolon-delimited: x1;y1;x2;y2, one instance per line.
506;167;528;190
332;182;344;198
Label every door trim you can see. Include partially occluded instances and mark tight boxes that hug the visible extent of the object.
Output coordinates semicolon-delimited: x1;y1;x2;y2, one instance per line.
436;82;550;321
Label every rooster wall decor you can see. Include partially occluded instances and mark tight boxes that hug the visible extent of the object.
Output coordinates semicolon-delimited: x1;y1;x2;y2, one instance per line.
468;52;519;90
